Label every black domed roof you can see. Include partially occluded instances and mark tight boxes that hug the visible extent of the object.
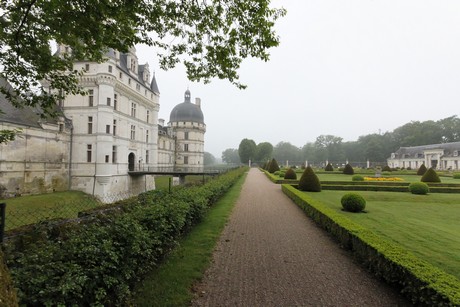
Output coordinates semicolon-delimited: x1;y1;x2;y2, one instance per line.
169;90;204;123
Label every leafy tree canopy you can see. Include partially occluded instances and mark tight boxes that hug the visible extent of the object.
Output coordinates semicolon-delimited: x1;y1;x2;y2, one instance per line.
221;148;240;164
238;138;256;164
0;0;286;118
203;152;216;165
255;141;273;162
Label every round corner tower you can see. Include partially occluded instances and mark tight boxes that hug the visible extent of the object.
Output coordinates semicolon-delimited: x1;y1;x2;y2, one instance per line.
169;89;206;169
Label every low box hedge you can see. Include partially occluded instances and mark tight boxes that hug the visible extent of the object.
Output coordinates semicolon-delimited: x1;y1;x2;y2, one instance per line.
282;184;460;306
4;167;248;306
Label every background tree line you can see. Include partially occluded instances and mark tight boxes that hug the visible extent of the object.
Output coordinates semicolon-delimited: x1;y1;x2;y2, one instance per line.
221;115;460;165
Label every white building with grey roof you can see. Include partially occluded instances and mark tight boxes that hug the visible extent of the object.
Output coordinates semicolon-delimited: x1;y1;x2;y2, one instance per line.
387;142;460;171
0;46;205;201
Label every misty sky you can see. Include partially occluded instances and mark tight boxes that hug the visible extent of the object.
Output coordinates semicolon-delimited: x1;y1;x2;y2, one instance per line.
136;0;460;158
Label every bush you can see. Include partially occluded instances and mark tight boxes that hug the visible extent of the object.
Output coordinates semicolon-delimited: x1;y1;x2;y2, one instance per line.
298;166;321;192
325;163;333;171
417;164;428;176
421;168;441;183
352;175;364;181
278;171;285;178
274;171;280;176
382;165;391;172
453;173;460;179
284;168;297;180
5;167;247;306
341;193;366;212
343;164;354;175
267;158;280;173
409;182;429;195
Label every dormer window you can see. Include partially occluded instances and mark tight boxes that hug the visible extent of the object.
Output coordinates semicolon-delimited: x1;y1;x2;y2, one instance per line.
454;150;459;157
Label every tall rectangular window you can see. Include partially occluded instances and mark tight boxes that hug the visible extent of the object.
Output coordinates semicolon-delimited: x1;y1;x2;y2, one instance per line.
131;103;136;117
184;156;188;165
87;144;92;162
112;146;117;163
114;94;117;110
130;125;136;140
146;110;150;123
113;120;117;135
145;150;149;164
108;65;112;73
105;155;109;163
184;144;189;152
88;116;93;134
107;97;111;106
185;132;189;140
85;63;90;71
119;72;122;79
145;130;149;143
88;90;94;106
106;125;110;134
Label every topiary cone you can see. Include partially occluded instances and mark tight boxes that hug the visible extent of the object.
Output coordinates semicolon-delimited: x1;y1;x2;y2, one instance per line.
298;166;321;192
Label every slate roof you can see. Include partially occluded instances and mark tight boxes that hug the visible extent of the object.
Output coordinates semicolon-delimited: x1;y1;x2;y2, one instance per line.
393;142;460;159
0;78;63;128
118;53;160;95
169;90;204;124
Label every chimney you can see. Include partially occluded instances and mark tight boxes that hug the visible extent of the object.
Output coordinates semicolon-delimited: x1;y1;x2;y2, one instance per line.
195;97;201;109
159;118;165;126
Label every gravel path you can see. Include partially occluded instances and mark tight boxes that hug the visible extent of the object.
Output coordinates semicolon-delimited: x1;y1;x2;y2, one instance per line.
191;168;410;306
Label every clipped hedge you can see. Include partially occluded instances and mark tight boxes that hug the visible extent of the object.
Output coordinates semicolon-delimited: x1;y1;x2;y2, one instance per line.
282;184;460;306
409;182;429;195
284;168;297;180
343;164;354;175
5;167;247;306
421;168;441;183
268;158;280;173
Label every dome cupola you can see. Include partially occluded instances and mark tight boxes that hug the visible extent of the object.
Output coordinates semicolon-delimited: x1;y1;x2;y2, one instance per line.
169;89;204;124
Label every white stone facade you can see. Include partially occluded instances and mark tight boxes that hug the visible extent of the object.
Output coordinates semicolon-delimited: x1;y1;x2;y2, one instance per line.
387;142;460;171
0;48;206;201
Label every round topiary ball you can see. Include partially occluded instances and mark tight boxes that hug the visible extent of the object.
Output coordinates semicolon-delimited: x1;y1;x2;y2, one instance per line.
421;168;441;183
298;166;321;192
284;168;297;180
352;175;364;181
341;193;366;212
408;182;429;195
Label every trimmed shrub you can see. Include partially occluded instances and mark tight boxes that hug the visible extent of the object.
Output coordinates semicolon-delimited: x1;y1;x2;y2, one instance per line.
325;163;334;171
341;193;366;212
284;168;297;180
352;175;364;181
453;173;460;179
279;171;285;178
274;171;280;176
417;164;428;176
409;182;429;195
298;166;321;192
343;164;354;175
382;165;391;172
421;168;441;183
267;158;280;173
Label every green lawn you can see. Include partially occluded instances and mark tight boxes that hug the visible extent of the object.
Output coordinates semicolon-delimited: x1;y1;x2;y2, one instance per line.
304;190;460;279
284;172;460;183
2;191;101;231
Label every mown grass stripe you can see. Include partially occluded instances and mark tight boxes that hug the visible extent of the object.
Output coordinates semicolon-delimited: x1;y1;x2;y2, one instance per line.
134;172;247;306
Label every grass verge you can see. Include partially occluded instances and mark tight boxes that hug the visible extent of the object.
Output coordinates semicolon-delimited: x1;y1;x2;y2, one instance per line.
305;190;460;280
134;172;247;306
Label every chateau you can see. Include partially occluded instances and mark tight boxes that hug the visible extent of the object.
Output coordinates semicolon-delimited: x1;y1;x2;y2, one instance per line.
387;142;460;171
0;47;205;201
